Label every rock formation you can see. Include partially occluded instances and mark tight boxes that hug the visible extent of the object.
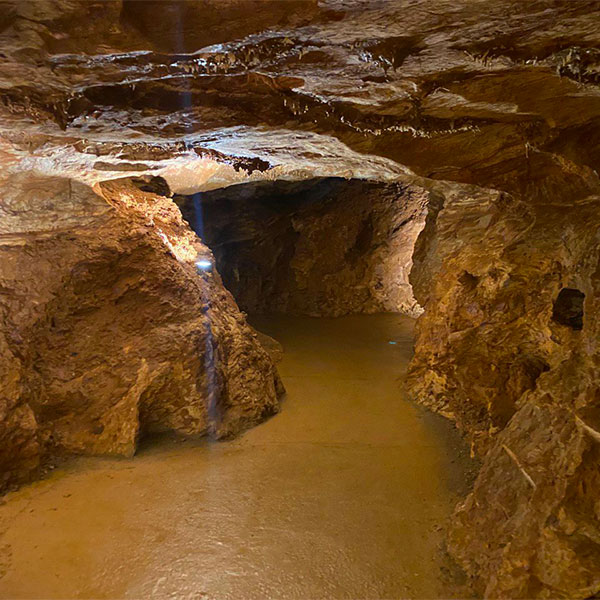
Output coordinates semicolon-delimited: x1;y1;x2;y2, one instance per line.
0;173;282;489
408;178;600;598
1;0;600;597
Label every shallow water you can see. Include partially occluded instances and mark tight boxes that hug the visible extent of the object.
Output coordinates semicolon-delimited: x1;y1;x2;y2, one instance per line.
0;314;474;599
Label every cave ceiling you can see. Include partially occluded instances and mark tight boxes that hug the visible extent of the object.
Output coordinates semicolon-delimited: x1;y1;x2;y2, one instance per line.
1;0;599;197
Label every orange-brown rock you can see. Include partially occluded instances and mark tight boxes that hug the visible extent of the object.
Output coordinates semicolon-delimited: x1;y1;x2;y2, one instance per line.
407;176;600;597
2;0;600;596
0;173;282;491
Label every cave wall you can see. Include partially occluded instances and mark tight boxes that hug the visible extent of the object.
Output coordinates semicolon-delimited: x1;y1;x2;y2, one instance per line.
177;178;428;317
0;174;282;492
407;175;600;597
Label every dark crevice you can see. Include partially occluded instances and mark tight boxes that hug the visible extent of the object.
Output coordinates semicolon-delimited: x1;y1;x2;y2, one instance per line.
552;287;585;330
459;271;479;291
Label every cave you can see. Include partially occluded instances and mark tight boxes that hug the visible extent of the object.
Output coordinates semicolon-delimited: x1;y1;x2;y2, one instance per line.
552;287;585;330
175;177;426;317
1;1;600;599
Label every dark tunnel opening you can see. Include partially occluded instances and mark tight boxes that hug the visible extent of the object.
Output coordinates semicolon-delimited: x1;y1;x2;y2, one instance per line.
552;287;585;331
174;177;428;317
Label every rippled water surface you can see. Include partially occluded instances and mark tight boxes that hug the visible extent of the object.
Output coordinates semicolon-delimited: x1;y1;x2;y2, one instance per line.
0;314;474;599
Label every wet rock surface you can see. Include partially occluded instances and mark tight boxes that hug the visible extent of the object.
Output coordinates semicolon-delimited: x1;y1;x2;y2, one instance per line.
407;178;600;598
2;0;600;597
0;314;476;600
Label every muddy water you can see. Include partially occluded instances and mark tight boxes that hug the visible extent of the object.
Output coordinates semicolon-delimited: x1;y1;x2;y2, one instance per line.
0;314;474;599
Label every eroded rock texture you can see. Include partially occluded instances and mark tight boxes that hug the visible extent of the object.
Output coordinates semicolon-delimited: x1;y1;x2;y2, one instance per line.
0;174;281;490
177;178;427;316
408;178;600;598
2;0;600;597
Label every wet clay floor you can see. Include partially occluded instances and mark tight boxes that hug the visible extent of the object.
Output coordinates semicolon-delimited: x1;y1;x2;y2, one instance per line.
0;315;475;599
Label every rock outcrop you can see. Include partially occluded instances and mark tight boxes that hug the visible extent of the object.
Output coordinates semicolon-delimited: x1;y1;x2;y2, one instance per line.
176;178;427;317
0;173;282;491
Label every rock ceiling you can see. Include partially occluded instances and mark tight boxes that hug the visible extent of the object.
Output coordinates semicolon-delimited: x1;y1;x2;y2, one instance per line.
2;0;599;194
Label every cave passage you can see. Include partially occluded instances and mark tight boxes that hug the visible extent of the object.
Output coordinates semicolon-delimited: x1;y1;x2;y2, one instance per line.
175;177;428;317
0;314;474;599
0;174;480;597
3;0;600;596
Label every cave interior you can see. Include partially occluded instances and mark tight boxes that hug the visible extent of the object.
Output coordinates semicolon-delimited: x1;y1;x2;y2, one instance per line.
1;1;600;599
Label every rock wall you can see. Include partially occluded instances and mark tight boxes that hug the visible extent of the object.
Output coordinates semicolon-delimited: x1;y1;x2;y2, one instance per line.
177;178;427;317
0;174;282;492
407;175;600;597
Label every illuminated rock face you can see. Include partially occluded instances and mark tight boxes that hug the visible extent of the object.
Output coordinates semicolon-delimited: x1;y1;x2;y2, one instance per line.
177;178;427;317
407;181;600;598
0;175;282;490
2;0;600;597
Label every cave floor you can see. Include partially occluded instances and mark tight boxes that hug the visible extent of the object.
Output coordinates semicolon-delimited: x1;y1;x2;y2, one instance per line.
0;314;475;599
